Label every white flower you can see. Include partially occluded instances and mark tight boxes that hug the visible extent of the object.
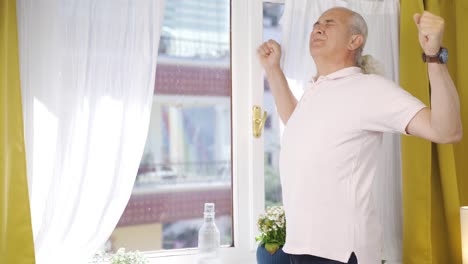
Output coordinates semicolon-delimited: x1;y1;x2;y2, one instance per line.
257;206;286;243
109;248;149;264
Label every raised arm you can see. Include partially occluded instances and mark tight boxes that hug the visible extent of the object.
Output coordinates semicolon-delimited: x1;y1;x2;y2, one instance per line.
406;11;463;144
257;40;298;124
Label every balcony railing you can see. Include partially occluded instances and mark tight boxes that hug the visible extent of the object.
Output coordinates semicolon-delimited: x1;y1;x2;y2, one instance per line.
135;160;231;187
158;35;229;59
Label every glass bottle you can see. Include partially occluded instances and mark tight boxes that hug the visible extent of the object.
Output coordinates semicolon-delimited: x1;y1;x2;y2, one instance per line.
198;203;220;259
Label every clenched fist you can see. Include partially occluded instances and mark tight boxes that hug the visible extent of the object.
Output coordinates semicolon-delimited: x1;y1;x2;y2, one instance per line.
257;39;282;71
413;11;445;55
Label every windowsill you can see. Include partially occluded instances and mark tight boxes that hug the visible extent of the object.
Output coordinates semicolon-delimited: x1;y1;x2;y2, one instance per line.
145;247;257;264
92;247;257;264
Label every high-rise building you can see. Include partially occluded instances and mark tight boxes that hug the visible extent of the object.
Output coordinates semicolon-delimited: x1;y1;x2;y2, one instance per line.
159;0;230;59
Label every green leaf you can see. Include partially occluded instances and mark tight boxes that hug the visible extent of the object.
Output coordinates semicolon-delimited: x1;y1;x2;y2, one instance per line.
265;243;280;255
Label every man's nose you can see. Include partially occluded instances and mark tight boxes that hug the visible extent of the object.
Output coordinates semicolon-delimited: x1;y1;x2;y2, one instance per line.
313;25;324;35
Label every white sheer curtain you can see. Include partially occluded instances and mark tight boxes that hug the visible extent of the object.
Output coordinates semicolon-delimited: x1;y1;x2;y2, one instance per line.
17;1;165;263
280;1;403;263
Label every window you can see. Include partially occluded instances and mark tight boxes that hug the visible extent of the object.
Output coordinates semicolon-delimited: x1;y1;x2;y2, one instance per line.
263;2;284;207
94;0;285;262
107;0;232;253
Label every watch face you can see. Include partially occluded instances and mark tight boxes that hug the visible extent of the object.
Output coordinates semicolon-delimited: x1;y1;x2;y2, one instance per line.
439;48;448;63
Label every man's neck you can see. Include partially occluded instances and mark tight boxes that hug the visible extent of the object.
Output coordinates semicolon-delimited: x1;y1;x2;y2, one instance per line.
313;57;356;80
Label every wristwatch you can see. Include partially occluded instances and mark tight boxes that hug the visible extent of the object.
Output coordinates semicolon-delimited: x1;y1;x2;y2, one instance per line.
422;47;448;64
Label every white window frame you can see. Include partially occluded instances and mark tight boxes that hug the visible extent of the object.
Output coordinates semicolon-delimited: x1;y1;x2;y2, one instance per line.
101;0;283;263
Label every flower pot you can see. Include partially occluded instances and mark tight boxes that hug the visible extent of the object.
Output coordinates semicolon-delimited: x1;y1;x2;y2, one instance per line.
256;244;290;264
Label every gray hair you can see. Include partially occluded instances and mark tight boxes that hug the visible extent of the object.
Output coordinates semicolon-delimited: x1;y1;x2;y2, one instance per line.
348;11;368;59
348;10;382;75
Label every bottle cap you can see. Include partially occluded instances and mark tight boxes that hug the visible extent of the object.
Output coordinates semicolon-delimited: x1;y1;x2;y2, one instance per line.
204;203;215;213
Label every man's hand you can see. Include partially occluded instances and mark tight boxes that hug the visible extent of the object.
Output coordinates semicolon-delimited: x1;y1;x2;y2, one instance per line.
256;39;297;125
413;11;445;55
257;40;281;71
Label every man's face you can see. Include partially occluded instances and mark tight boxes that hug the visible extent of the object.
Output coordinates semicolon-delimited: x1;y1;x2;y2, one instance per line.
309;8;353;59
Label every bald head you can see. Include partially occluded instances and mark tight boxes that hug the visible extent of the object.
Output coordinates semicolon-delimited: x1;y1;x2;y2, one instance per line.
310;7;368;73
324;7;368;50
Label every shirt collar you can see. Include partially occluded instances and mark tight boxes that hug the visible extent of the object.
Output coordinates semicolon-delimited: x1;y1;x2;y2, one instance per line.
311;66;362;83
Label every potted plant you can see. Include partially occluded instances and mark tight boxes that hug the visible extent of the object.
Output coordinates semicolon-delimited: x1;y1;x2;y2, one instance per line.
256;206;289;264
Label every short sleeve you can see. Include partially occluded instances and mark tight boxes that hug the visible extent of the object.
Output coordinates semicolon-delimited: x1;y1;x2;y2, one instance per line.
359;76;427;135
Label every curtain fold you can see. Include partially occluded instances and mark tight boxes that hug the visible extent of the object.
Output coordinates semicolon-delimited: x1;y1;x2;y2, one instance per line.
400;0;468;263
16;1;165;263
0;0;36;263
280;1;403;263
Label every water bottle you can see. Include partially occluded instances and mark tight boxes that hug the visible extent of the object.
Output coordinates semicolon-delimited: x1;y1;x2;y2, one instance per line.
198;203;220;260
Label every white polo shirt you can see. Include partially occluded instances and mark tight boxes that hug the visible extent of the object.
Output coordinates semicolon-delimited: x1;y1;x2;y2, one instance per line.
280;67;426;264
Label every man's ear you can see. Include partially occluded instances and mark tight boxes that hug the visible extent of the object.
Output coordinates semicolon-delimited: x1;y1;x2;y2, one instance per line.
348;34;364;51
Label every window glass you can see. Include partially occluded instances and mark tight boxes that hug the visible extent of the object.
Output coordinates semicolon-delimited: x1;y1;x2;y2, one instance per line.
263;2;284;207
105;0;232;253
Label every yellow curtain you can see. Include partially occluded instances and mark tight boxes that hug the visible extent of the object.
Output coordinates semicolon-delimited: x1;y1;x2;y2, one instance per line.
0;0;36;263
400;0;468;263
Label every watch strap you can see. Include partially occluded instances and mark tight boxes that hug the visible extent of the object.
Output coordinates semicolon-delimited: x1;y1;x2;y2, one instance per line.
422;54;441;63
422;47;447;64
